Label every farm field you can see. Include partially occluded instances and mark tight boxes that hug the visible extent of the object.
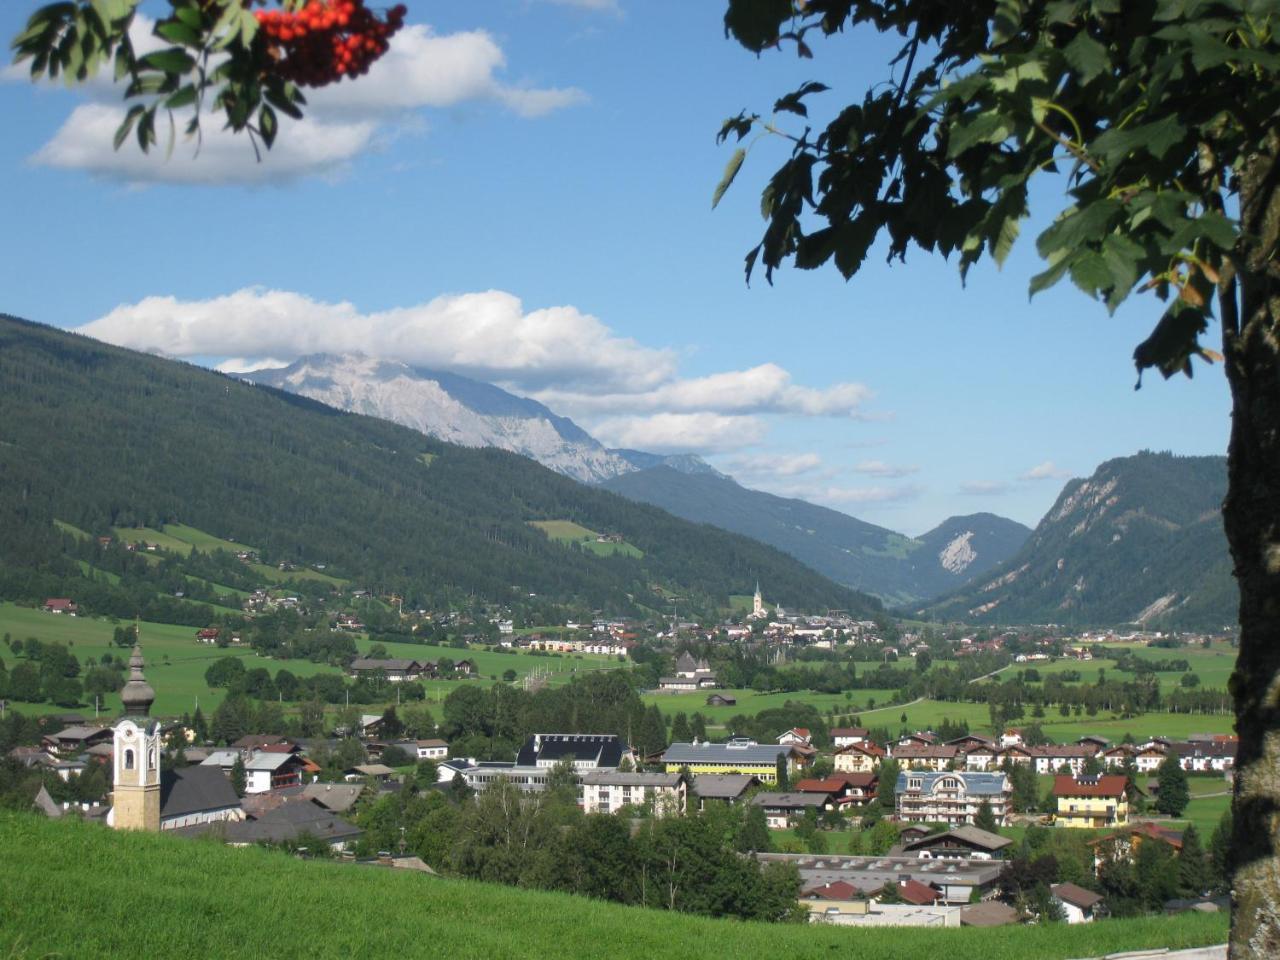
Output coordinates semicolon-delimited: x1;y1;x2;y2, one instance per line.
0;813;1228;960
642;688;900;725
1037;711;1234;743
528;519;644;558
1008;643;1237;691
112;525;196;555
246;561;348;587
161;522;255;555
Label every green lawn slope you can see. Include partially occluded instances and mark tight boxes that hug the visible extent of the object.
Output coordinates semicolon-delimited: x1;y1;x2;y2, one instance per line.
0;814;1225;960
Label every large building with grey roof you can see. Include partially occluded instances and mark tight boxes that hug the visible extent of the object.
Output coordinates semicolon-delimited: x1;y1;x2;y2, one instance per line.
662;739;797;783
895;771;1012;826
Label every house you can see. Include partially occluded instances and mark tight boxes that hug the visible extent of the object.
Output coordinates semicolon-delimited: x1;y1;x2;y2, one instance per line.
453;659;476;676
999;728;1024;748
580;771;686;817
830;771;878;805
962;744;1000;771
659;652;718;691
892;744;961;771
777;728;812;747
831;727;870;749
300;782;364;813
894;879;942;906
1089;822;1183;868
43;598;78;616
1052;775;1132;829
243;752;306;794
750;791;832;828
793;777;857;806
516;733;631;770
1051;883;1106;923
348;658;427;683
222;799;362;851
344;763;398;783
413;738;449;761
895;771;1012;827
195;628;220;644
663;739;797;783
834;742;885;774
903;825;1012;861
1030;745;1098;776
690;773;759;809
705;694;737;707
1134;745;1169;774
42;725;113;755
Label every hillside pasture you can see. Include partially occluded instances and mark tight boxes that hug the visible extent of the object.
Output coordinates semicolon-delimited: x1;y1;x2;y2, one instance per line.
0;814;1227;960
111;525;195;555
528;519;644;558
642;688;902;727
162;522;256;555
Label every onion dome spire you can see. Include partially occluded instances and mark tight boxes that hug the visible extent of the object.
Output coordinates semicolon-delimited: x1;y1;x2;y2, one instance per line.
120;634;156;717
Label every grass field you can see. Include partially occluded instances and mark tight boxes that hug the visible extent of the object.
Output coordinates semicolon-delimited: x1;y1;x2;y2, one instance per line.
1006;643;1237;692
642;688;902;725
246;561;349;587
112;525;197;555
53;518;91;540
0;814;1227;960
528;519;644;558
161;522;255;555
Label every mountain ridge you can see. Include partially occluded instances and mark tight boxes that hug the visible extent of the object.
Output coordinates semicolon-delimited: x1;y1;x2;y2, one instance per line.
918;451;1235;629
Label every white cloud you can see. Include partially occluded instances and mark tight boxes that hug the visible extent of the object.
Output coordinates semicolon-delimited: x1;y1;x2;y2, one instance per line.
960;480;1012;496
532;364;872;419
80;288;675;392
1020;460;1070;481
772;483;924;506
724;452;824;478
12;21;585;184
33;103;377;185
591;413;766;454
215;357;291;375
854;459;919;478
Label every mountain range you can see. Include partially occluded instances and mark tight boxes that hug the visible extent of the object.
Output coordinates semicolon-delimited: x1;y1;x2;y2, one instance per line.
920;451;1236;629
0;315;879;619
243;353;1030;603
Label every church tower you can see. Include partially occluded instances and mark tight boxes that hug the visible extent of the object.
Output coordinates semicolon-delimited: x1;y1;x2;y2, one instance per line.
110;643;161;832
751;581;766;620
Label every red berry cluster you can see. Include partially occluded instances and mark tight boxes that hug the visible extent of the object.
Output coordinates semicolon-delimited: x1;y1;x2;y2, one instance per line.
254;2;407;88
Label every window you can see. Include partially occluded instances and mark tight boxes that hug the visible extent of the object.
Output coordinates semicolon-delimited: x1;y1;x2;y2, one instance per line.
124;749;135;770
148;749;157;770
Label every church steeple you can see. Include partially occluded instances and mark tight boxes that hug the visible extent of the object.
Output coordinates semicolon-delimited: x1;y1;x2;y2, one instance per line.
120;641;156;717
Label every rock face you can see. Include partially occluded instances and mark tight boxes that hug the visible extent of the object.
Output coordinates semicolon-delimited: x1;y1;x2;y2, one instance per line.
920;452;1236;629
246;354;639;484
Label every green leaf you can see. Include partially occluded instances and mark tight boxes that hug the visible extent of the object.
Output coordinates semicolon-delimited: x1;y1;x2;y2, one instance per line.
259;104;278;149
947;111;1012;157
113;103;144;151
164;84;197;110
1068;250;1112;296
141;47;195;74
1133;302;1209;380
723;0;792;53
1063;31;1109;83
156;21;201;48
712;147;747;210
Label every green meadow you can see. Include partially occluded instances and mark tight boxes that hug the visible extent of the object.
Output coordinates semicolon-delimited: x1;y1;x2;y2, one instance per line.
642;688;901;725
0;814;1227;960
528;519;644;558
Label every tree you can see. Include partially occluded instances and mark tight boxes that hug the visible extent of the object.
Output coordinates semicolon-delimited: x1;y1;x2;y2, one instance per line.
1211;809;1234;894
973;799;998;834
1155;756;1190;817
670;712;693;744
718;5;1279;950
230;754;247;797
1179;823;1213;898
877;758;899;815
738;803;772;854
11;1;407;161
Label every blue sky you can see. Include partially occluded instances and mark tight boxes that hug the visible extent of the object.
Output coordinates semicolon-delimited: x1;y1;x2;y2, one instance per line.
0;1;1231;536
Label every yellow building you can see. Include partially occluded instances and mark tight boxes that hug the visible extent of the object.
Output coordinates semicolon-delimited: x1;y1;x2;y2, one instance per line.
1053;774;1131;829
108;644;161;832
662;739;795;783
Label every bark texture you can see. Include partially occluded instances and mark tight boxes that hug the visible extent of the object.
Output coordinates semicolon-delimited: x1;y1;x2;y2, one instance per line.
1224;131;1280;960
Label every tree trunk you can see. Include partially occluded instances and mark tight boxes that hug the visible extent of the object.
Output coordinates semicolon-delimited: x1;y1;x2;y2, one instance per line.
1223;131;1280;960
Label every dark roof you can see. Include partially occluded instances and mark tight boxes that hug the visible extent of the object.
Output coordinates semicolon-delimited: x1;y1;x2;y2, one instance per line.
160;765;241;819
905;826;1012;854
515;734;626;767
1051;882;1105;910
226;799;362;844
691;774;759;799
960;901;1020;927
896;879;940;905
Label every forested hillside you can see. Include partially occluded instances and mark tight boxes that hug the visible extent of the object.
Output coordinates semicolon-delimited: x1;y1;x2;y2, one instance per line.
0;315;878;619
920;452;1235;629
602;468;1028;603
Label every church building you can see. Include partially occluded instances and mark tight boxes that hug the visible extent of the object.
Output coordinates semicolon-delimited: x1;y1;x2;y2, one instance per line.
107;643;243;832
